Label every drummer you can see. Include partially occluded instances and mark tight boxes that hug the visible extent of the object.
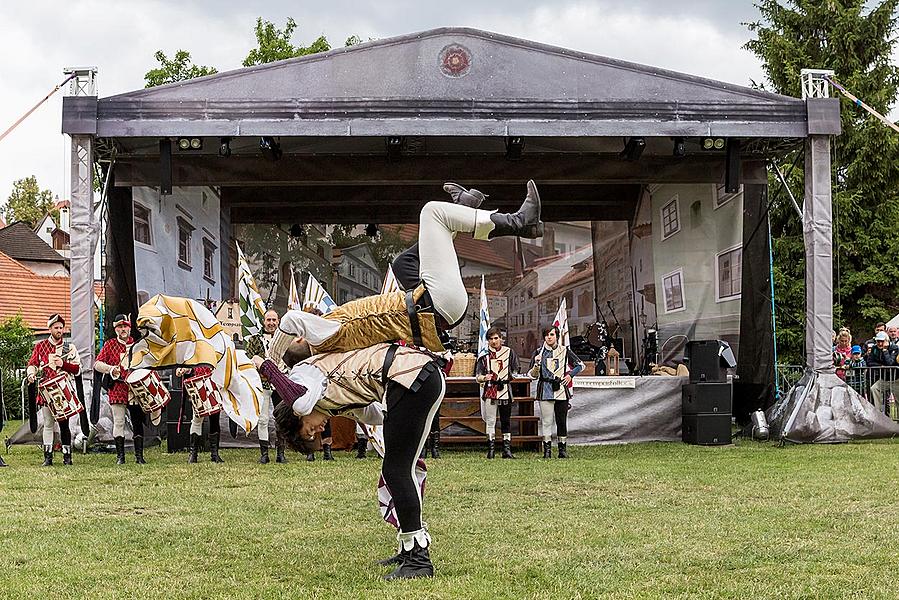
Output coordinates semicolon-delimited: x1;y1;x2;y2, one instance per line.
176;365;224;463
96;314;154;465
26;314;83;466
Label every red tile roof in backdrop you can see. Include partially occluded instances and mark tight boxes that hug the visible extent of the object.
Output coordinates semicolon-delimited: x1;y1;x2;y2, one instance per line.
381;224;515;271
0;251;70;331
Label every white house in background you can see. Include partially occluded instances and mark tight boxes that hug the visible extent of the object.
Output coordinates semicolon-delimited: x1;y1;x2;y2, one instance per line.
332;243;381;304
133;186;222;305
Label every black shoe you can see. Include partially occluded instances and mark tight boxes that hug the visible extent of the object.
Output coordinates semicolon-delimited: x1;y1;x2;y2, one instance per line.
41;446;53;467
259;441;270;464
134;435;146;464
486;439;495;459
209;432;225;463
383;540;434;581
443;182;486;208
558;442;568;459
62;446;73;466
430;431;441;459
0;454;7;467
188;433;199;464
502;439;515;459
356;438;367;459
114;436;126;465
488;180;543;239
542;441;552;459
306;452;315;462
276;442;288;464
322;444;334;461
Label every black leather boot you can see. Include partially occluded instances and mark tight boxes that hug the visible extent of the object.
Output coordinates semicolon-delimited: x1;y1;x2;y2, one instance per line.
134;435;146;464
62;445;73;466
0;454;7;467
383;535;434;581
430;431;441;459
488;180;543;239
443;182;486;208
306;452;316;462
322;443;334;461
543;441;552;459
486;439;495;459
502;439;515;459
258;440;270;464
275;441;288;464
209;432;225;463
115;436;126;465
356;437;367;459
188;433;199;464
558;442;568;459
41;445;53;467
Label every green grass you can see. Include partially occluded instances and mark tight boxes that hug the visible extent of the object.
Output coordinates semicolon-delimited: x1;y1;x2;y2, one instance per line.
2;440;899;599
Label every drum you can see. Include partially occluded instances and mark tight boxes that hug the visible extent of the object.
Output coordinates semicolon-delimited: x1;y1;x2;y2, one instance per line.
38;372;84;421
183;373;223;417
126;369;171;414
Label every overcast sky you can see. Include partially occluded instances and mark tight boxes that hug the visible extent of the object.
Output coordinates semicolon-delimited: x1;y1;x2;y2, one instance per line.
0;1;784;205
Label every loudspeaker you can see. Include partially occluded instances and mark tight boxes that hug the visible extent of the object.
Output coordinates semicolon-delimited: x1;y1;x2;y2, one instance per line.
682;414;731;445
682;382;732;415
685;340;728;383
165;388;193;452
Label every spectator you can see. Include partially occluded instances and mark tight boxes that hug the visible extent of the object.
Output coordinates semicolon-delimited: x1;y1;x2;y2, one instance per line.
889;325;899;346
865;322;887;359
845;345;867;397
833;328;852;380
867;331;898;414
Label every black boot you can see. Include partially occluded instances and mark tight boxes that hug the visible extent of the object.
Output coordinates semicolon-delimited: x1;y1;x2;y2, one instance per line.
134;436;146;464
275;441;288;464
488;180;543;239
0;454;6;467
383;536;434;581
430;431;441;459
355;438;367;459
322;443;334;461
115;436;126;465
62;446;73;466
188;433;199;464
443;182;486;208
376;552;404;567
543;441;552;459
209;432;225;463
306;452;315;462
258;440;270;464
502;439;515;459
558;442;568;459
486;439;495;459
41;445;53;467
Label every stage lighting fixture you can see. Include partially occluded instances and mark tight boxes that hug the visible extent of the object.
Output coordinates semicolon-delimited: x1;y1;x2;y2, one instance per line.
505;136;524;160
176;137;202;151
218;137;232;157
177;138;191;150
672;137;685;157
620;137;646;161
365;223;379;238
386;136;404;161
260;136;282;161
701;137;725;151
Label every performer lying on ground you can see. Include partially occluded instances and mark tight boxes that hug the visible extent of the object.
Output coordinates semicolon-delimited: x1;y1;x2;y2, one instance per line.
255;339;446;581
268;180;544;363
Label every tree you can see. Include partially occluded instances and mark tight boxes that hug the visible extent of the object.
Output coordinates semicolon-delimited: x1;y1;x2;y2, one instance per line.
144;50;218;88
0;314;34;420
2;176;55;228
243;17;365;67
745;0;899;362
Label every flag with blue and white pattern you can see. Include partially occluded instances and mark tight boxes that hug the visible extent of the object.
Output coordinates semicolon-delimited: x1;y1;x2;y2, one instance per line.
303;272;337;315
477;275;491;359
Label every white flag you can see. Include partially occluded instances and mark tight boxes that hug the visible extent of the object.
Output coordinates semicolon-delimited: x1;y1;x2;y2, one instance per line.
552;297;571;348
303;273;337;315
381;264;401;294
477;275;491;359
236;242;266;339
288;269;302;311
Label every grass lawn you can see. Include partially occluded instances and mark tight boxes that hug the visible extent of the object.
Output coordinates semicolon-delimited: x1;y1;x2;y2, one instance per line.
2;439;899;599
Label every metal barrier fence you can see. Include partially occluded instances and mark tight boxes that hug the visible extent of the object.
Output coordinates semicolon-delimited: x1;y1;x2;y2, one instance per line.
775;364;899;420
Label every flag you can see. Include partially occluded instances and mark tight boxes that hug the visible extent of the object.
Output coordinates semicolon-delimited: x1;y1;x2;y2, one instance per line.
303;272;337;315
553;297;571;348
381;264;401;294
477;275;491;359
130;294;262;432
288;268;302;311
236;242;266;339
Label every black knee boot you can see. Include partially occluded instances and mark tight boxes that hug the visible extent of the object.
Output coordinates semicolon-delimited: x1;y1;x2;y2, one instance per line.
356;437;367;459
0;454;6;467
209;432;224;463
322;443;334;461
275;440;288;463
558;441;568;459
306;451;315;462
259;440;270;464
430;431;441;459
115;436;126;465
188;433;199;464
488;180;543;239
62;445;73;466
41;445;53;467
383;531;435;581
502;438;515;459
134;435;146;464
543;441;552;459
486;439;495;459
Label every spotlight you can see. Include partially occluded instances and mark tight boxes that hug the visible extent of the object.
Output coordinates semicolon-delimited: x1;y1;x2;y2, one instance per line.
260;136;282;161
177;137;202;151
620;137;645;161
386;136;404;161
365;223;379;238
190;138;202;150
505;136;524;160
177;138;191;150
672;137;685;157
218;137;231;157
701;137;725;151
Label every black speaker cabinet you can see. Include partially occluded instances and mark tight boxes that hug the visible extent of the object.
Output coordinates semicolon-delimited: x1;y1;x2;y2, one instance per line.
682;414;732;445
682;383;732;415
165;389;194;452
685;340;728;383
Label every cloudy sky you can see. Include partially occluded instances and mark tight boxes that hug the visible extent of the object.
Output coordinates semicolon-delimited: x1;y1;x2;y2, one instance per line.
0;1;775;204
